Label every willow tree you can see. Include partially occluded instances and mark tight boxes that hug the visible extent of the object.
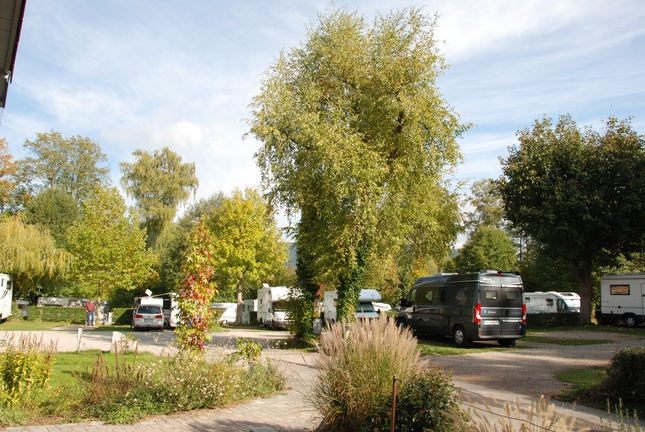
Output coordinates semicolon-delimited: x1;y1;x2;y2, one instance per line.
120;147;198;249
248;8;467;321
0;215;72;297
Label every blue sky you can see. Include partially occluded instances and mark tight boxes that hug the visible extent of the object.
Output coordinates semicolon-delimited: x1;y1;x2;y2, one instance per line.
2;1;644;229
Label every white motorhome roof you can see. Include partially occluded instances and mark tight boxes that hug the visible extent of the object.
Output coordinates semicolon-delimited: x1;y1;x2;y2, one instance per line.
358;289;381;302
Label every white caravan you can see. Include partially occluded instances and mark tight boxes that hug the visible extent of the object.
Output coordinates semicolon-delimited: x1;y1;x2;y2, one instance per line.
524;291;581;314
211;302;237;325
134;292;179;329
598;273;645;328
323;289;384;322
0;273;13;322
256;284;290;329
242;299;257;325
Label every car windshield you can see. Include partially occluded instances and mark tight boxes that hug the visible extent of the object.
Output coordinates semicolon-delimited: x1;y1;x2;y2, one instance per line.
138;305;162;314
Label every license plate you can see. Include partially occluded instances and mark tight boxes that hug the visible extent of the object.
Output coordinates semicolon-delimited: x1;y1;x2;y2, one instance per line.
144;319;153;322
483;319;499;326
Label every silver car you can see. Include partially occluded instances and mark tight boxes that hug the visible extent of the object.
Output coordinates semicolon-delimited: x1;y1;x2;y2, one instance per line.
133;304;164;330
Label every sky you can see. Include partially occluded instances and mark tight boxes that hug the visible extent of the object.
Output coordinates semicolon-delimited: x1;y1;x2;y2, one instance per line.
1;0;644;231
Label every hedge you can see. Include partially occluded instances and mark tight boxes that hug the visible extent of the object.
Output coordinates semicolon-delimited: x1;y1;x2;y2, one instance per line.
26;306;86;324
526;312;581;329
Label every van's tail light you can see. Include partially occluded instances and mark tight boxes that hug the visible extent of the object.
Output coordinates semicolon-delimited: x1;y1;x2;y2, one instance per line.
522;304;527;324
474;303;482;324
155;314;163;319
135;314;143;318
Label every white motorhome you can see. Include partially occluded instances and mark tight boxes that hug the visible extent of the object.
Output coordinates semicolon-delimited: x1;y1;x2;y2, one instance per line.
256;284;290;329
323;289;384;322
0;273;13;322
598;273;645;328
211;302;237;325
134;292;179;329
524;291;580;314
242;299;257;325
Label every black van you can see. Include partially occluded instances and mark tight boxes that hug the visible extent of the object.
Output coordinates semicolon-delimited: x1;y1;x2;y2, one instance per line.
397;271;526;347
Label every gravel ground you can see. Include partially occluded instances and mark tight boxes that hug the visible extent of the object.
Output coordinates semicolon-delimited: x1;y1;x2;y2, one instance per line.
423;330;645;399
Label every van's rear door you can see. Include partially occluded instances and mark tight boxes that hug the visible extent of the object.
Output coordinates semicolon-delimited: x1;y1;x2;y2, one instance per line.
479;274;525;338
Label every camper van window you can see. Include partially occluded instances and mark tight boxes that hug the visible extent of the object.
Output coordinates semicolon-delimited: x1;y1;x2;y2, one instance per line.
557;300;566;311
525;297;531;303
546;299;553;307
610;285;630;295
484;290;498;300
440;290;447;303
506;291;519;300
424;289;434;303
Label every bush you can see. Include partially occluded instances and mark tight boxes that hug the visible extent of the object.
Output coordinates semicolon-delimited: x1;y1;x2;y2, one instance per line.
602;346;645;409
526;313;581;329
26;306;85;324
0;334;56;406
363;367;467;432
111;308;133;325
311;316;421;432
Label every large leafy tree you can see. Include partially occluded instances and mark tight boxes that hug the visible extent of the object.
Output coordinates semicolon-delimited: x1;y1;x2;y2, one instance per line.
204;187;288;324
498;115;645;324
463;178;506;231
66;187;156;302
448;225;517;273
24;188;79;248
0;215;72;298
248;8;467;321
21;131;110;204
120;147;199;249
0;138;20;213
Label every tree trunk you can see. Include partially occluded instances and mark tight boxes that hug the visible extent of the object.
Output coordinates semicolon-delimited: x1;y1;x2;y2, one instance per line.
235;276;245;325
571;260;594;324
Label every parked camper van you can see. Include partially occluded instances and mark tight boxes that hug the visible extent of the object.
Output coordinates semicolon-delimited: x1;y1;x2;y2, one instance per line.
322;289;384;322
242;299;257;325
133;292;179;329
525;291;580;314
257;284;290;329
211;302;237;325
397;271;526;347
598;273;645;327
0;273;12;322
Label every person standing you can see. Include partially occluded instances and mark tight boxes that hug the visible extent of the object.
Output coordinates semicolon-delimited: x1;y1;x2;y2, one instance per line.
85;299;96;326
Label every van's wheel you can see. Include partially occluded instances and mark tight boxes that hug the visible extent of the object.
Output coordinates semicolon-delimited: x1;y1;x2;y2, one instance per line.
453;326;472;348
498;339;516;347
623;314;637;328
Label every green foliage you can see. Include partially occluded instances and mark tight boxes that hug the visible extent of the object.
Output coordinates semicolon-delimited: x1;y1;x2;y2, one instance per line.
249;7;467;323
0;215;72;298
24;188;79;248
20;131;110;204
65;186;156;300
26;306;85;324
602;347;645;409
526;313;581;329
0;334;56;406
463;178;506;231
120;147;198;249
175;220;218;353
204;187;288;323
364;368;466;432
285;285;315;339
312;316;420;431
73;347;284;424
227;337;262;365
0;137;21;214
499;115;645;324
111;308;133;325
451;226;517;273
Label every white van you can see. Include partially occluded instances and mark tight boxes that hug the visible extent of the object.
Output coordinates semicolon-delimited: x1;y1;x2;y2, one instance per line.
524;291;580;314
211;302;237;325
134;292;179;329
598;273;645;327
322;289;384;322
0;273;12;322
256;284;290;329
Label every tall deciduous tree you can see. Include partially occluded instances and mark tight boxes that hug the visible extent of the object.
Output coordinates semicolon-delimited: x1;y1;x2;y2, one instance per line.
448;225;517;273
66;187;155;302
248;8;467;321
24;188;79;248
0;215;72;298
21;131;110;204
498;115;645;324
204;187;288;324
120;147;199;249
464;178;506;231
0;138;19;213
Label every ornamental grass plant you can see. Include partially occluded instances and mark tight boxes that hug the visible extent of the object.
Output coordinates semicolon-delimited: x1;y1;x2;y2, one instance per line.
312;316;465;432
